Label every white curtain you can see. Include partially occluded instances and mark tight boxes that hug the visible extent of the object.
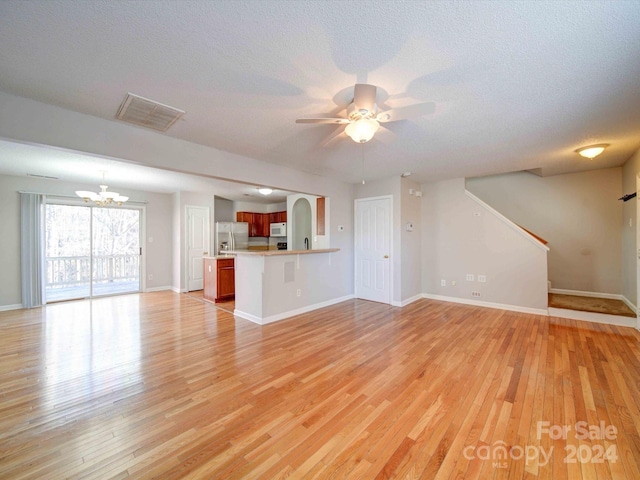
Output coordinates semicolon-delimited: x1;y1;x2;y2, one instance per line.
21;193;46;308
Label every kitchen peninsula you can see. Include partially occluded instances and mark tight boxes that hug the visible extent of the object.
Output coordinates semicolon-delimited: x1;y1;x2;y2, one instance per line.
230;248;345;325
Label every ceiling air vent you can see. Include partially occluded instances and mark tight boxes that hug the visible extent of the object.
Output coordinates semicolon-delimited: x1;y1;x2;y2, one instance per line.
116;93;185;132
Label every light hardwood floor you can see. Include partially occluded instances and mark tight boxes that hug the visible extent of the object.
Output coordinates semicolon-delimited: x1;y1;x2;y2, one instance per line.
1;292;639;479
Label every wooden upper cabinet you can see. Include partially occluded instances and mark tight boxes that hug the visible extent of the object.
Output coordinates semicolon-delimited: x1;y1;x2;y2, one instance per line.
316;197;325;236
269;211;287;224
237;210;287;237
236;211;271;237
253;213;270;237
236;211;251;223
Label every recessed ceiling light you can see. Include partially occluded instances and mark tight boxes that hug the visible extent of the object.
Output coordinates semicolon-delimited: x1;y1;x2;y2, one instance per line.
575;144;609;159
257;187;273;195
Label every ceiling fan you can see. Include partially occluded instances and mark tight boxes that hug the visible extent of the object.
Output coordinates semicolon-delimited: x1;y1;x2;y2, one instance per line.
296;83;435;144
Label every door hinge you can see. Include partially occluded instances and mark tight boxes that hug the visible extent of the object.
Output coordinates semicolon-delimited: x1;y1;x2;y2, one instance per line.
140;247;142;255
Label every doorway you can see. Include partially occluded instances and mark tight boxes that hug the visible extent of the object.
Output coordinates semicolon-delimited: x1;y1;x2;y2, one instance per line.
354;196;392;304
186;205;210;291
292;198;312;250
45;204;141;302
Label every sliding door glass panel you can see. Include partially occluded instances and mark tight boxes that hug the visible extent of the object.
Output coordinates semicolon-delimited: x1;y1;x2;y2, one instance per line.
91;208;141;296
45;204;91;302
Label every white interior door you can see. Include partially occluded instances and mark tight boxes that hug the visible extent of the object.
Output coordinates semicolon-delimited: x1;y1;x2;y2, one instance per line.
355;196;391;304
187;206;210;291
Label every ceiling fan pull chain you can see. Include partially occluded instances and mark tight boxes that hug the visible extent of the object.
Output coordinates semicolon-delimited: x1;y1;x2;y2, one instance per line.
361;143;366;185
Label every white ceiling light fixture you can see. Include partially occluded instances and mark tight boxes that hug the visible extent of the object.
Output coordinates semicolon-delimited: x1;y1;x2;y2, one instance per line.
76;171;128;206
345;118;380;144
257;187;273;195
575;144;609;159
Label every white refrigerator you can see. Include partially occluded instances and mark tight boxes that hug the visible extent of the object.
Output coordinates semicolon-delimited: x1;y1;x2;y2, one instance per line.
215;222;249;254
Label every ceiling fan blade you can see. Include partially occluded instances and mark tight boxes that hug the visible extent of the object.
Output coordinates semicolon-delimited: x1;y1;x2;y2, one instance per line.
320;126;347;147
353;84;377;115
376;102;436;123
296;118;350;124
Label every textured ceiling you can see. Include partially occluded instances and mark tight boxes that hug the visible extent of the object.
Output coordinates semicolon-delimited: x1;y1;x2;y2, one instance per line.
0;0;639;187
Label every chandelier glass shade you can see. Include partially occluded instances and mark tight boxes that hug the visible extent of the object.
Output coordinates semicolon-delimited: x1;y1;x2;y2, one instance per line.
345;118;380;143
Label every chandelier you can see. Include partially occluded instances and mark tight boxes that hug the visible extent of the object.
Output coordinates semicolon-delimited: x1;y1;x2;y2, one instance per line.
75;171;128;206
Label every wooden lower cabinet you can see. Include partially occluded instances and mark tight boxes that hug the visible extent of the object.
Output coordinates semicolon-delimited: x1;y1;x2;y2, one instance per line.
204;257;235;303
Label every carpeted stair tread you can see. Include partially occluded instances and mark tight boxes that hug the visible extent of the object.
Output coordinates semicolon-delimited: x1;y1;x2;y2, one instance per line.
548;293;636;318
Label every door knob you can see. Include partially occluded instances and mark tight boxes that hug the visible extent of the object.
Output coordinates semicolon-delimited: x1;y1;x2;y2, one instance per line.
384;255;389;259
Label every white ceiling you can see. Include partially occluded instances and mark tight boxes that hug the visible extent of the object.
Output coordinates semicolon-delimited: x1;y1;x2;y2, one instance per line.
0;140;291;203
0;0;639;187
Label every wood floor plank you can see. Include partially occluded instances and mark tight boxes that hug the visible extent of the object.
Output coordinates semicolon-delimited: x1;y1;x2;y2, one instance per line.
0;292;639;479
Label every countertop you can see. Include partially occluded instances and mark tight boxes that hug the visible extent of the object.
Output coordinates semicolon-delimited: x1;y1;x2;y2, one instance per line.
226;248;339;256
203;255;236;260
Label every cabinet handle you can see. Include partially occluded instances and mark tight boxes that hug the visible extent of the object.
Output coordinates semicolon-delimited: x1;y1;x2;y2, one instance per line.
384;255;389;259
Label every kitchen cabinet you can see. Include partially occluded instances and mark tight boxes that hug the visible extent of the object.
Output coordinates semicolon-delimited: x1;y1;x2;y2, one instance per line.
204;257;235;302
269;211;287;224
237;211;286;237
316;197;325;235
236;211;265;237
253;213;269;237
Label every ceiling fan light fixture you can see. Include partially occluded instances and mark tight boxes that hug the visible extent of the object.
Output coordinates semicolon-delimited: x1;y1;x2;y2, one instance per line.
257;187;273;195
575;144;609;159
345;118;380;143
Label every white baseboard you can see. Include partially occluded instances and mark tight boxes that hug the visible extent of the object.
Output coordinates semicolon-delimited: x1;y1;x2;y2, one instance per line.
621;296;638;315
172;287;186;293
0;303;23;312
549;288;638;314
233;309;263;325
548;307;637;328
391;294;423;308
234;294;355;325
422;294;548;316
144;286;173;293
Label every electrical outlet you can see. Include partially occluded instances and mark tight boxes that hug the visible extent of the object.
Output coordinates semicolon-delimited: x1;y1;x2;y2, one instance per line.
466;274;474;282
441;279;446;287
471;291;481;297
478;275;486;283
451;280;457;286
296;289;301;297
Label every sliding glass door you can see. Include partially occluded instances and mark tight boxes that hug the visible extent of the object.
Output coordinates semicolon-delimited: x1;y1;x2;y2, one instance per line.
45;204;141;302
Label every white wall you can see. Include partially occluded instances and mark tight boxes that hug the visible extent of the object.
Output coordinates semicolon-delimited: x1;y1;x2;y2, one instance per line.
401;177;422;302
234;251;348;324
467;168;622;295
0;174;173;308
233;200;285;216
622;150;640;306
214;196;234;223
0;92;354;303
422;178;548;311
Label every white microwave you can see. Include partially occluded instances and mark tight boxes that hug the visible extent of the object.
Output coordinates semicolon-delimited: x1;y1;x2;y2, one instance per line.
270;222;286;237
